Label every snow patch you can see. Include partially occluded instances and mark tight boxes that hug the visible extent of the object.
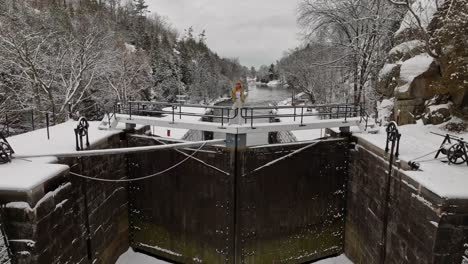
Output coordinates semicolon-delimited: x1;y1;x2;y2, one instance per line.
125;43;136;53
395;0;443;37
356;121;468;199
267;80;281;87
314;254;353;264
116;248;170;264
389;40;425;56
399;53;434;83
0;121;121;192
139;243;182;257
377;98;395;125
428;102;452;113
379;63;398;78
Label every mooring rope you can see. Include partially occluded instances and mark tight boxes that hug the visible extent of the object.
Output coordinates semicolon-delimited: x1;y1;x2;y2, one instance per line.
69;142;207;182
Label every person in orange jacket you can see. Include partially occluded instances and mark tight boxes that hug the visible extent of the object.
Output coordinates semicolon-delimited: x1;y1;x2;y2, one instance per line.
231;81;247;125
231;81;246;109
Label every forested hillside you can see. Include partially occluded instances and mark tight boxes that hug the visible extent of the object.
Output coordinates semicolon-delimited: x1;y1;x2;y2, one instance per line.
0;0;248;123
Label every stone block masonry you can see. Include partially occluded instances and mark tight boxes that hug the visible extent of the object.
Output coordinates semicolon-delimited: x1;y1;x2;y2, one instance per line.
346;139;468;264
1;133;130;264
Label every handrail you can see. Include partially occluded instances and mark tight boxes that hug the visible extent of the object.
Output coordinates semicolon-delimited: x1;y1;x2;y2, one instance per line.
117;101;366;129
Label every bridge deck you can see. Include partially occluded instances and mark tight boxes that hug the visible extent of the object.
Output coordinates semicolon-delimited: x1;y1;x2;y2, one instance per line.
115;113;361;134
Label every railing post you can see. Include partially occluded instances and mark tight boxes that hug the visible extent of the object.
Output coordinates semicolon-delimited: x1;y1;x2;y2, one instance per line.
250;108;254;128
221;108;224;127
52;105;56;126
179;104;182;120
300;107;304;126
172;106;175;123
129;102;132;120
68;103;72;120
344;100;348;123
46;113;50;140
293;107;296;122
244;108;247;124
31;110;35;131
5;113;9;137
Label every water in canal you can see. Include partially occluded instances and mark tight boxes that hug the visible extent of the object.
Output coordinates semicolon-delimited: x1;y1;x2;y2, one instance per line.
214;83;292;146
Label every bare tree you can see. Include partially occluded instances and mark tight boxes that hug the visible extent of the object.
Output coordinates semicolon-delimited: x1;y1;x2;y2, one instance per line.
298;0;402;105
279;43;348;104
105;41;151;104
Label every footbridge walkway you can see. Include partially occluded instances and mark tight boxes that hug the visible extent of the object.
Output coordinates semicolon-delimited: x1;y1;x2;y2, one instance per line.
100;101;371;135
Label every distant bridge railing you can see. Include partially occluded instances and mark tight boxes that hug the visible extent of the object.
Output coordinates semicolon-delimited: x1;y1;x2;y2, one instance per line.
116;101;368;129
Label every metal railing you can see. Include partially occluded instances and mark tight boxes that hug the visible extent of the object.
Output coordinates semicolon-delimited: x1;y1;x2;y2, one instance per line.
119;101;367;129
117;101;239;128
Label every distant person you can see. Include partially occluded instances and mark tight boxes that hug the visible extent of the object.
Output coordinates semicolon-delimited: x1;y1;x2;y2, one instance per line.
231;81;246;124
231;81;246;109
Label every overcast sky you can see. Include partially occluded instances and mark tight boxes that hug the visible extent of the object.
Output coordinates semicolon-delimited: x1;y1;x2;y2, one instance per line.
146;0;301;68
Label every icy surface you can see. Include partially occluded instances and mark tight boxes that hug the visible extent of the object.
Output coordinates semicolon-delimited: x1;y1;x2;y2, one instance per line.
357;121;468;199
0;121;121;192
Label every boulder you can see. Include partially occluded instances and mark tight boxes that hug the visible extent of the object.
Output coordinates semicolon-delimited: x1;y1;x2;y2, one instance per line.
423;103;452;125
377;64;401;97
394;98;425;125
394;54;440;100
429;0;468;111
388;40;425;63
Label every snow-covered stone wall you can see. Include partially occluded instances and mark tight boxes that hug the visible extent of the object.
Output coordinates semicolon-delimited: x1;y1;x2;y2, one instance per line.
0;133;130;264
345;137;468;263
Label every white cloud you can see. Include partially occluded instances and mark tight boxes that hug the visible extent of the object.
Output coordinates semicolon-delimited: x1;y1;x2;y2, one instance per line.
146;0;301;68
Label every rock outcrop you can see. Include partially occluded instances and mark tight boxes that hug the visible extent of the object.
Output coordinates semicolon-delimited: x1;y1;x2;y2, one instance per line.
376;0;468;125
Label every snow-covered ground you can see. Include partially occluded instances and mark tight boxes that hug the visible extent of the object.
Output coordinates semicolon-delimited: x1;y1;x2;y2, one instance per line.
357;120;468;199
0;121;121;192
116;249;353;264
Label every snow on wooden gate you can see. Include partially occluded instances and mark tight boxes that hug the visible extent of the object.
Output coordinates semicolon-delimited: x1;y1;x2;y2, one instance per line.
128;137;349;263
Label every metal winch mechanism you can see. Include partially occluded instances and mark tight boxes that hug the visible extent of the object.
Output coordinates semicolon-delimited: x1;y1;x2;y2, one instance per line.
0;132;14;164
434;133;468;166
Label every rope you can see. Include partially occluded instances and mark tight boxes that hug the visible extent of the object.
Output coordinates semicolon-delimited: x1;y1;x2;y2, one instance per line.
150;137;230;176
408;149;440;162
69;142;207;182
242;141;320;177
413;157;447;164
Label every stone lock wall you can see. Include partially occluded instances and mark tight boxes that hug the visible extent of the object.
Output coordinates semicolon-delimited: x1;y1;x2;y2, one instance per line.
1;134;130;264
346;140;468;264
